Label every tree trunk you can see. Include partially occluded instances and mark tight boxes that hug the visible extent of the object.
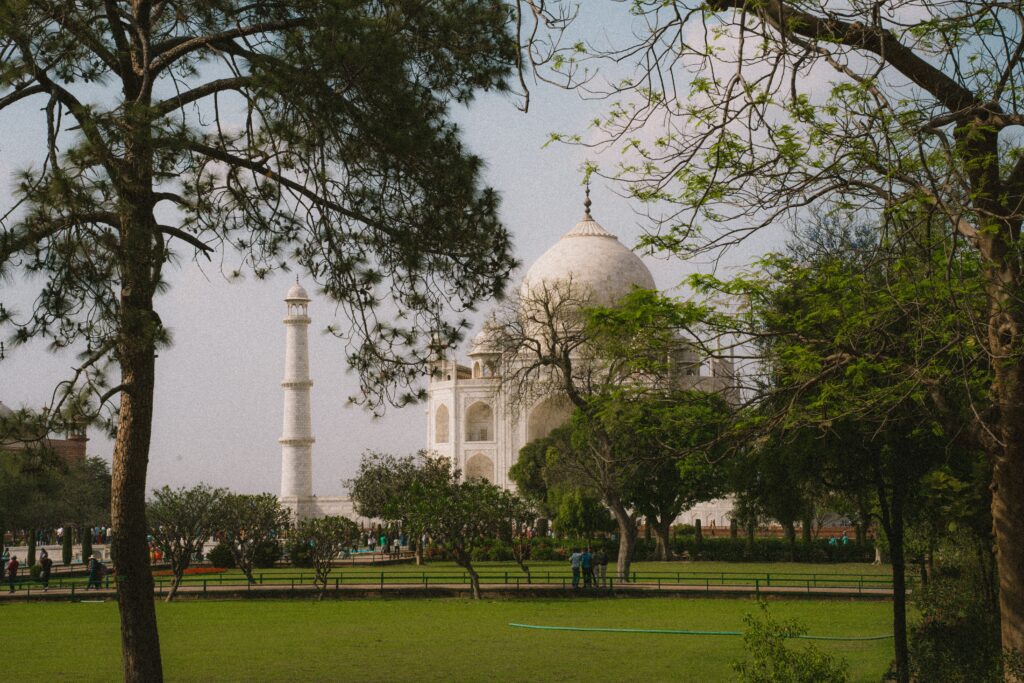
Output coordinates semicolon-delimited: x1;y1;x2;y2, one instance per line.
801;515;812;544
879;484;909;683
991;366;1024;662
110;222;164;681
165;572;181;603
607;499;636;580
111;326;164;682
652;517;672;561
27;533;36;567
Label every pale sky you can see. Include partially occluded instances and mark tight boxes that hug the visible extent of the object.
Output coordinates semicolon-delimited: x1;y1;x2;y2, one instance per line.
0;5;784;496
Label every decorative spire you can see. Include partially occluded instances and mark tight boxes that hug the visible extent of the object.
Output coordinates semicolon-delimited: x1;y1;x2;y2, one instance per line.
583;183;592;220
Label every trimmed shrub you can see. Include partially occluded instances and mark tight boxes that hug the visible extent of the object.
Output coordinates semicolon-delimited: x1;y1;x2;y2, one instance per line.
670;537;873;563
61;532;73;566
286;539;314;568
253;540;283;568
206;542;235;569
81;528;92;563
29;564;42;581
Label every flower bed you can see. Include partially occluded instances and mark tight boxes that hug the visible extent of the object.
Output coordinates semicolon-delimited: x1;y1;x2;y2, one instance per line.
152;566;227;577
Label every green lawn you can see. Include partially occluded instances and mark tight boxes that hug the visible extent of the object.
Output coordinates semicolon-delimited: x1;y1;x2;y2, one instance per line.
6;598;894;682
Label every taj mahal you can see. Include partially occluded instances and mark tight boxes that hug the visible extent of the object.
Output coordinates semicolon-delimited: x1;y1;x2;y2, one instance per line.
277;195;736;528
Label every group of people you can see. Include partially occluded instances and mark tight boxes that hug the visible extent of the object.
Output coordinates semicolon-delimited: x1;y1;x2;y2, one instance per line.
366;531;406;559
828;532;850;546
0;547;108;594
568;547;609;589
2;548;53;593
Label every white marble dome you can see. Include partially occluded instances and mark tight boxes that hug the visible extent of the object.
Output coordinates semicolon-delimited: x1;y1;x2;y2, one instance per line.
469;317;501;355
285;281;310;301
520;206;656;306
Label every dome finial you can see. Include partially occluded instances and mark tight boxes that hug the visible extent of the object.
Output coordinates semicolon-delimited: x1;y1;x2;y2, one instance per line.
583;183;592;220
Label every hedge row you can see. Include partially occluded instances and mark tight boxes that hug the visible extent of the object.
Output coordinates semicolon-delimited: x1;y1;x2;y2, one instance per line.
455;536;876;564
202;535;875;566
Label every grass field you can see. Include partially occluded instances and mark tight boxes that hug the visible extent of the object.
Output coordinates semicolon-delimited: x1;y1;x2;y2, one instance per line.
6;597;894;682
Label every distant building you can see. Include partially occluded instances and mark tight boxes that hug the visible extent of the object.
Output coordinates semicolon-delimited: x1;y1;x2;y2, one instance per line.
0;400;88;462
423;196;737;526
277;196;739;528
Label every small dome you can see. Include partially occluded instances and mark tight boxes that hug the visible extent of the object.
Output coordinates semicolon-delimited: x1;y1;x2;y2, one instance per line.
469;318;501;355
521;208;655;307
285;281;310;302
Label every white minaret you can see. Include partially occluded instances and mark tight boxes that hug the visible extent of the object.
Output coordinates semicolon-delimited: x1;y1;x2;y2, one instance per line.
280;279;314;500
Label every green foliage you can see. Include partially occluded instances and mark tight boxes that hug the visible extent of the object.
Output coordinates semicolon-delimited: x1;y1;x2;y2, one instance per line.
207;543;235;569
217;494;290;582
667;537;873;564
352;452;515;597
147;484;226;584
286;539;315;568
733;602;849;683
29;564;42;581
548;485;614;537
292;515;360;591
252;540;283;569
909;544;1003;682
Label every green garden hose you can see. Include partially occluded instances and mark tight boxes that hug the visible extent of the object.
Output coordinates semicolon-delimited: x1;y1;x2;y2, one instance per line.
507;623;893;641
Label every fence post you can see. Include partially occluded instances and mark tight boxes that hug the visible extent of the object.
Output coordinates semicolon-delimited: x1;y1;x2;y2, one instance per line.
755;578;760;597
380;572;384;590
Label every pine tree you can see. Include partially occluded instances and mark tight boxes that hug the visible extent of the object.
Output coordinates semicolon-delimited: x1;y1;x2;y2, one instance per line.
0;3;519;679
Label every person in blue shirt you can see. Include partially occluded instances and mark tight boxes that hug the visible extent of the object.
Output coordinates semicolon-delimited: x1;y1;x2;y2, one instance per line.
581;548;594;588
569;549;582;589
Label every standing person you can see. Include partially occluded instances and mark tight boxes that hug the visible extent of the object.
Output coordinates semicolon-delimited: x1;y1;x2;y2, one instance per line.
581;547;594;588
595;548;608;587
39;549;53;591
86;553;102;590
7;554;18;593
569;548;582;589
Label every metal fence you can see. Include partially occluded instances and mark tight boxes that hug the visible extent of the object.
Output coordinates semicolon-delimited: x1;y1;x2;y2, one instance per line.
0;569;902;597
